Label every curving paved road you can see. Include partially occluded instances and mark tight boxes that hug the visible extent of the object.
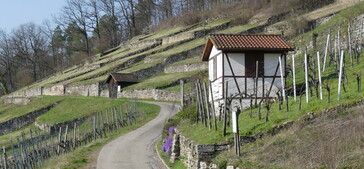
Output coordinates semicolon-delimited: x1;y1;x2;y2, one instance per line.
97;101;179;169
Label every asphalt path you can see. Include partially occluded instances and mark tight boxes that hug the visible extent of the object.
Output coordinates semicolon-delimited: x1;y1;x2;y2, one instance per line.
97;101;179;169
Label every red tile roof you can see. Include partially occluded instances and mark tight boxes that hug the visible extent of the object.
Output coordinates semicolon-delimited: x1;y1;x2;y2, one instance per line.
202;34;294;61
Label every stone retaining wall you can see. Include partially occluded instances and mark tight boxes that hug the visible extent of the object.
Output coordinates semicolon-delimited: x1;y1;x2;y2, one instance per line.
0;103;58;136
164;62;208;73
162;32;195;45
35;116;88;133
65;83;100;96
118;89;180;101
42;85;65;96
3;97;31;105
127;39;162;49
170;129;229;169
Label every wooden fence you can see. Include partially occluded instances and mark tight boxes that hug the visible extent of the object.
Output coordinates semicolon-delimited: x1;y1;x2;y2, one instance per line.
0;99;139;169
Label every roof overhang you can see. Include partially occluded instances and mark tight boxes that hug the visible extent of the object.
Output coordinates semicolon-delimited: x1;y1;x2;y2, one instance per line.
201;34;294;61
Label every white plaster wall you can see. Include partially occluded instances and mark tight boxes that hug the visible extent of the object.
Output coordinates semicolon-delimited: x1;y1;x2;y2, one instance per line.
209;58;213;81
224;53;245;76
210;46;220;58
216;54;223;79
264;53;285;76
208;46;222;81
210;78;223;101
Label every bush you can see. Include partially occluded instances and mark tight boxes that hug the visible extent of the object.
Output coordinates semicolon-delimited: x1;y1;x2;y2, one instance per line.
176;103;197;122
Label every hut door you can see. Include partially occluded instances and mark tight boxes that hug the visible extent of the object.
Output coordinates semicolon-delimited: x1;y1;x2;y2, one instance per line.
109;83;118;98
245;52;264;77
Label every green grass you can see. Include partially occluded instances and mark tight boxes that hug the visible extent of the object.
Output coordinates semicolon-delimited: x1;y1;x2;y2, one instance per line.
36;96;131;125
0;96;64;123
39;102;160;169
0;124;41;148
186;18;231;33
143;25;193;41
119;60;163;74
218;23;260;34
169;56;202;66
172;2;364;144
213;103;364;168
147;37;206;59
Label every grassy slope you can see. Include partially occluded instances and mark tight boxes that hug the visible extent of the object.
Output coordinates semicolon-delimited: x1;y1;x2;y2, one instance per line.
176;0;364;144
39;102;160;169
36;96;130;124
167;2;364;168
213;104;364;168
0;96;63;123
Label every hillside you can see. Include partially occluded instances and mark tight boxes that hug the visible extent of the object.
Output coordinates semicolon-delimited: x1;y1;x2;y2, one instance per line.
0;0;364;168
3;0;362;102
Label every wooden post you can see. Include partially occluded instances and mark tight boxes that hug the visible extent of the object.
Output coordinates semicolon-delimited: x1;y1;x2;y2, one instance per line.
73;123;76;148
304;53;309;103
93;116;96;140
57;127;62;154
255;60;259;105
292;54;297;102
223;81;228;136
203;82;212;130
279;56;286;101
232;110;240;157
195;83;200;124
338;50;344;100
3;146;7;169
209;81;217;131
180;80;184;108
348;23;353;67
317;52;323;100
323;33;330;71
197;80;207;127
338;27;341;61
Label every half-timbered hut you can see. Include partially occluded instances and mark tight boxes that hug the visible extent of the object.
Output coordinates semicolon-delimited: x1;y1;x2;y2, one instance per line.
105;73;139;98
201;34;294;111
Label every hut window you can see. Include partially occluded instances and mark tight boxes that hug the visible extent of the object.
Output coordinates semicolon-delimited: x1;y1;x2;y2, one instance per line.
245;52;264;77
117;85;121;92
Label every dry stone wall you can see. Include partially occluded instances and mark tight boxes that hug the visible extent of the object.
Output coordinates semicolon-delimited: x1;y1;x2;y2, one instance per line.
0;103;58;136
170;129;229;169
65;83;100;96
118;89;180;101
3;97;31;105
162;32;195;45
42;85;65;96
164;62;208;73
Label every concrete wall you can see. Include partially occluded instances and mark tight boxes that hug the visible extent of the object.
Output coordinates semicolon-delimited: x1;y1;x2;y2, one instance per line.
118;89;180;101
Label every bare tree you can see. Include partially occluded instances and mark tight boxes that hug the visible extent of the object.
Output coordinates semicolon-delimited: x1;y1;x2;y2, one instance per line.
57;0;91;57
0;30;16;91
12;23;49;82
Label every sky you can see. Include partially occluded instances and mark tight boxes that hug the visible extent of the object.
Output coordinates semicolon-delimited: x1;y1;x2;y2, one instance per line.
0;0;66;32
